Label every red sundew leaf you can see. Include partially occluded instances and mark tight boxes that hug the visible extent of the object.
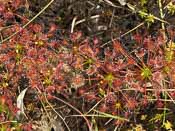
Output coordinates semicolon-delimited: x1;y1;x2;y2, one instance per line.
0;0;12;4
77;88;86;96
140;96;148;107
37;56;47;65
72;56;84;69
0;95;6;105
99;104;108;112
156;34;166;46
156;100;164;108
45;86;55;94
169;92;175;99
57;53;71;62
7;51;16;58
21;58;35;69
86;65;97;75
127;58;136;65
70;31;82;42
11;105;20;116
7;128;11;131
133;33;142;44
70;74;85;88
167;26;175;39
48;23;57;33
148;56;163;69
54;69;65;81
0;113;6;122
0;42;8;49
93;37;99;45
0;75;2;81
0;55;9;63
41;65;53;75
85;93;97;101
114;120;125;126
105;93;116;105
131;82;146;93
62;39;69;46
113;40;124;53
0;19;4;26
104;62;116;72
113;79;122;88
152;72;164;84
0;3;5;13
6;99;18;116
124;111;130;118
30;80;39;89
38;48;47;56
18;15;29;25
124;70;135;82
55;85;66;92
4;11;14;19
55;62;63;72
49;41;59;48
27;68;38;78
94;47;100;56
94;60;101;69
116;59;127;70
143;37;155;51
11;0;22;9
21;123;33;131
27;48;37;58
135;48;146;58
36;34;49;42
125;98;138;110
6;61;15;72
46;93;55;100
19;26;25;33
170;72;175;85
1;28;14;38
10;24;21;33
104;47;114;58
30;24;42;33
79;43;94;57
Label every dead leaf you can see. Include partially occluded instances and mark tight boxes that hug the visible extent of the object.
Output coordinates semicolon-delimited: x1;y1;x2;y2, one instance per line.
16;88;28;119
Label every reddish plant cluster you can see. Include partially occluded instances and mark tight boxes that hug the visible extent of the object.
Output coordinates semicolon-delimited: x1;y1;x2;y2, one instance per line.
1;0;175;130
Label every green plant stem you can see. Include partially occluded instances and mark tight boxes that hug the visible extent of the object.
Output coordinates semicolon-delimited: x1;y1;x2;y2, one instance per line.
0;121;18;125
163;92;167;124
162;81;168;125
158;0;166;39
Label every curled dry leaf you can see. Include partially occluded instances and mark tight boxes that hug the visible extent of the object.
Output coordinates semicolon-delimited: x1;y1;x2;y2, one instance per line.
16;88;28;120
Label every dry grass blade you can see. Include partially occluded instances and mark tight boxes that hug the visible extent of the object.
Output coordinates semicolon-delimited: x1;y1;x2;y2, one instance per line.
86;98;104;115
93;110;129;121
71;16;77;33
101;22;144;47
52;95;92;131
68;110;129;122
43;94;71;131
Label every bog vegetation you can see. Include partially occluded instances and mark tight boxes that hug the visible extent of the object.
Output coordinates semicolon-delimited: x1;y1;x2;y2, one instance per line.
0;0;175;131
